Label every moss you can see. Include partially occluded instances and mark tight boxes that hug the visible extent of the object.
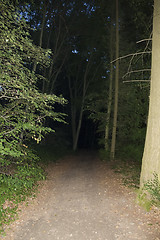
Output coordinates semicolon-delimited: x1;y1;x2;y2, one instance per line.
136;189;152;211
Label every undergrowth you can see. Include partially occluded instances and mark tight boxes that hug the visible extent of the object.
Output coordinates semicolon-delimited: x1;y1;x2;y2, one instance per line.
137;173;160;211
99;149;160;211
111;159;141;189
98;148;141;189
33;130;72;164
0;158;45;235
111;159;160;210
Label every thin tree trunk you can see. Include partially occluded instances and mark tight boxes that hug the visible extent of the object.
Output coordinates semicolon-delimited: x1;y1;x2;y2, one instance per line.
104;18;114;152
73;103;84;151
33;1;47;73
72;65;88;151
50;54;67;94
70;56;92;151
46;18;68;93
42;23;53;93
110;0;119;159
68;76;76;143
140;0;160;186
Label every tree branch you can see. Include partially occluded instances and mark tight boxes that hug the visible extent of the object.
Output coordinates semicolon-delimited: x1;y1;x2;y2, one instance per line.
122;69;151;79
111;51;151;63
123;80;150;83
136;39;152;44
0;87;6;98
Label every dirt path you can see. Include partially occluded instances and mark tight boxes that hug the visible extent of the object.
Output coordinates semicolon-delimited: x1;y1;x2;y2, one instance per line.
2;151;160;240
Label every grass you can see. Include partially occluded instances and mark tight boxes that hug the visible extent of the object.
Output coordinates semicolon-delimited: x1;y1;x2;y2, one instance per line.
0;168;42;235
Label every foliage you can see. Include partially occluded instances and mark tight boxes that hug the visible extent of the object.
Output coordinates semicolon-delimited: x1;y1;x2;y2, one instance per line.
137;173;160;211
0;0;66;164
117;144;144;162
33;130;72;164
143;173;160;206
0;150;44;234
86;81;149;160
85;89;108;146
98;148;110;161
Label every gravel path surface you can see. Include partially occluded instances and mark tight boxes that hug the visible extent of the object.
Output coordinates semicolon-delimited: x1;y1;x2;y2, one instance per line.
2;151;160;240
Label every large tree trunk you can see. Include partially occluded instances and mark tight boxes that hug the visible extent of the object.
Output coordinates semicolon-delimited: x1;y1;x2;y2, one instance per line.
110;0;119;159
140;0;160;186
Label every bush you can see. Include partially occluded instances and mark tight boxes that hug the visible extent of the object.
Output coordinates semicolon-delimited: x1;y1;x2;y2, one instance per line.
137;173;160;211
143;173;160;206
99;148;110;161
117;144;144;162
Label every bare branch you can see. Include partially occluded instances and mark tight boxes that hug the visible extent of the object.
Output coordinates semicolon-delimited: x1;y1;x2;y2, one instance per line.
111;51;151;63
123;80;150;83
136;39;152;44
122;69;151;79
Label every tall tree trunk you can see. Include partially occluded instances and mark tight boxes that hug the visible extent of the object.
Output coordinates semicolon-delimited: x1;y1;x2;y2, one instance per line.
72;61;89;151
110;0;119;159
68;76;76;144
46;17;68;94
69;55;93;151
140;0;160;186
72;103;84;151
104;18;114;152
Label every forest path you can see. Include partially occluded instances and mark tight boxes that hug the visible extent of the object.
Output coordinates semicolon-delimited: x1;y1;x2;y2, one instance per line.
2;150;160;240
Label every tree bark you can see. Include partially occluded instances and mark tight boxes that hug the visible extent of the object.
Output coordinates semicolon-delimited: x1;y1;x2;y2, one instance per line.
140;0;160;186
110;0;119;159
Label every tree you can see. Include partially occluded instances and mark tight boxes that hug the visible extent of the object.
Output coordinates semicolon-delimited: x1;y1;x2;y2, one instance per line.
140;0;160;186
61;2;106;151
18;0;152;154
0;0;66;170
67;51;101;151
